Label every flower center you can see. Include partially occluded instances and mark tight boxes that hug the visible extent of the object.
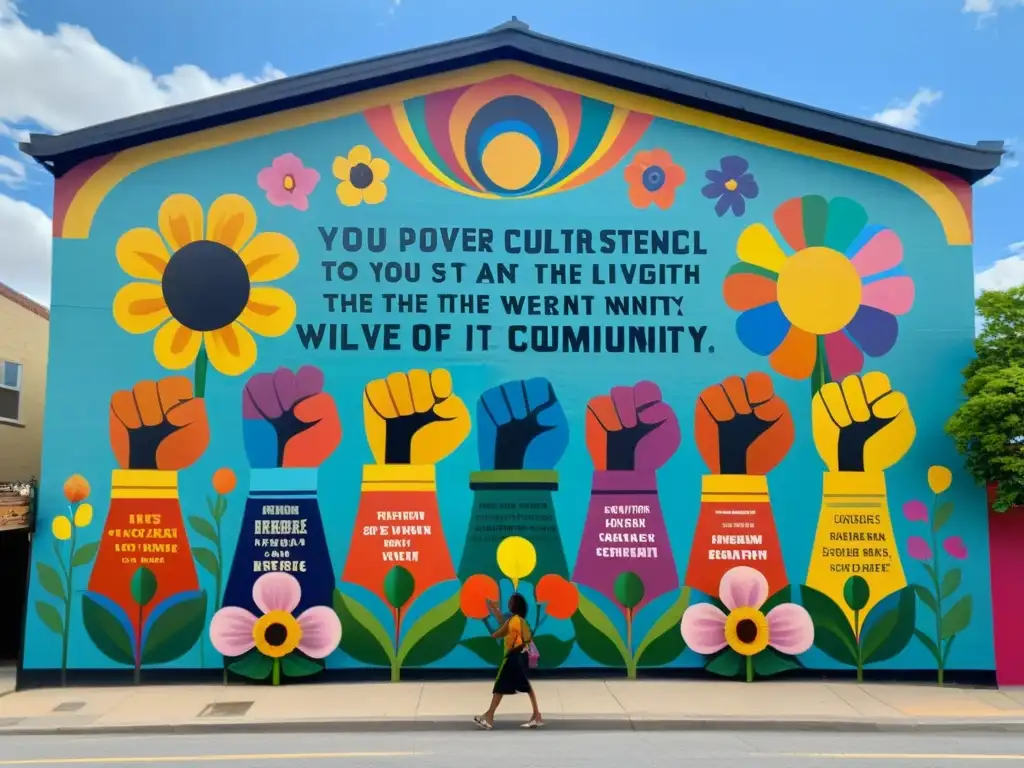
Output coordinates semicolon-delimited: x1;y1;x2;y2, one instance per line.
350;163;374;190
776;246;862;336
264;622;288;647
642;165;665;192
724;178;739;192
735;618;759;644
282;174;296;191
161;240;251;332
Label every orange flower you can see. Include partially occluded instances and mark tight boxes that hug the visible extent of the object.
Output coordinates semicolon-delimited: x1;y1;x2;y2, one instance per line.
535;574;580;620
63;474;90;504
460;574;499;619
212;467;237;495
624;149;685;209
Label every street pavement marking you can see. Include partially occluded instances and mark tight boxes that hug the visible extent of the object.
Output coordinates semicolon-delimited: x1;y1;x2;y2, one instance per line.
782;754;1024;761
0;752;425;765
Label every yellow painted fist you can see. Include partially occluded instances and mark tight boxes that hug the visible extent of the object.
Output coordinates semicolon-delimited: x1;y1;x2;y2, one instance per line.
363;368;471;465
812;372;915;472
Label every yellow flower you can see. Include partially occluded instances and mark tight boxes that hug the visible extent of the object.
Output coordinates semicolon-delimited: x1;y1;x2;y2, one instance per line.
112;193;299;377
333;145;389;206
928;465;953;495
52;515;72;541
253;610;303;659
724;605;770;657
73;503;93;528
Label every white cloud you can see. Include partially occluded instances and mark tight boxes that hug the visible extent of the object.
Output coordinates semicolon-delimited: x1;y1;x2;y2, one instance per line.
0;193;51;305
0;155;25;187
976;241;1024;295
977;138;1019;188
871;88;943;131
963;0;1024;17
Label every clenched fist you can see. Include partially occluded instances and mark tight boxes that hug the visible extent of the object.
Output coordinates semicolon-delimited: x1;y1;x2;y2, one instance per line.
585;381;680;471
109;377;210;470
478;378;568;470
695;373;794;475
364;369;470;465
813;372;915;472
242;365;341;468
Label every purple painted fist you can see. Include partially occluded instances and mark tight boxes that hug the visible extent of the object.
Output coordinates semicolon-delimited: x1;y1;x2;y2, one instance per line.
584;381;681;471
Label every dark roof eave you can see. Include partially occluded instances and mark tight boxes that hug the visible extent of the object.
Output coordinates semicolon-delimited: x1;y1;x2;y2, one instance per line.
20;27;1004;183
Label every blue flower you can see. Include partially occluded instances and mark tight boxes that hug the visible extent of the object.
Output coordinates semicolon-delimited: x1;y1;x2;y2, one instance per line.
701;156;759;217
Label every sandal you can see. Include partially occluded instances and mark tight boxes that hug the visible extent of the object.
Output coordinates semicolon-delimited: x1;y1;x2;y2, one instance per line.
473;715;493;730
521;717;545;729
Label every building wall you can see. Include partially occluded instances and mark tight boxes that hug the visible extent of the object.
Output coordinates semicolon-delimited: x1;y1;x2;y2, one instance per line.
0;285;48;482
22;62;991;685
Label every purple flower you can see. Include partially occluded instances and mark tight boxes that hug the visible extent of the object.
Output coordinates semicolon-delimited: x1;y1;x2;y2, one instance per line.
943;536;968;560
903;500;929;523
906;535;932;561
701;156;759;217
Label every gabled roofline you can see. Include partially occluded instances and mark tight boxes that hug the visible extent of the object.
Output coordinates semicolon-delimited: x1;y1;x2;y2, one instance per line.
20;22;1003;182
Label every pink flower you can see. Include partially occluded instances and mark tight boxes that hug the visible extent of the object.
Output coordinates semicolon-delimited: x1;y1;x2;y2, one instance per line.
906;535;932;561
680;566;813;657
257;153;320;210
209;572;341;660
943;536;968;560
902;500;929;523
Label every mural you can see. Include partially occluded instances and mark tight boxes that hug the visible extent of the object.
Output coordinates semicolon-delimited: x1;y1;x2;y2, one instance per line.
26;63;990;686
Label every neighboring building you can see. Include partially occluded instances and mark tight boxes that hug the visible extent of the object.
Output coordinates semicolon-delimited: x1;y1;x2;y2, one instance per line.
18;21;1006;688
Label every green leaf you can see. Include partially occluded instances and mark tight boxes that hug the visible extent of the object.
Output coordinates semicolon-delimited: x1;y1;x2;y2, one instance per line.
460;636;505;666
211;497;228;522
860;587;916;664
943;635;957;666
912;585;938;614
81;593;135;666
36;561;66;601
70;542;99;569
533;634;574;669
35;600;63;635
613;572;645;610
843;576;870;612
570;593;629;668
383;565;416;611
635;587;690;668
941;595;973;640
941;569;962;599
188;515;219;545
333;589;395;667
142;591;208;665
761;585;792;613
229;650;274;681
800;585;858;666
705;648;743;678
753;648;802;678
399;592;466;667
914;629;941;663
130;567;158;607
192;547;220;578
281;653;324;679
932;501;955;533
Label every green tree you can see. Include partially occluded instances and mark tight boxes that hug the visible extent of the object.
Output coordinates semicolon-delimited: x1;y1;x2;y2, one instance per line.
946;286;1024;511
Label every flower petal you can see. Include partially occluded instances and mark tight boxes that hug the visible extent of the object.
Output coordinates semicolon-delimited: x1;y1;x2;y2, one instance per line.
800;195;830;247
907;535;932;561
769;326;817;379
624;162;643;184
824;197;869;254
714;194;732;217
337;181;363;207
206;194;257;251
861;275;915;316
295;167;321;195
204;323;258;377
773;197;807;251
238;287;297;338
209;607;258;657
737;174;759;198
723;272;778;312
719;566;769;611
702;182;724;199
347;145;372;166
628;183;653;209
849;227;902;276
113;282;170;334
845;305;898;357
158;194;203;251
272;153;305;175
720;155;749;177
116;228;171;280
332;156;351;181
252;572;302;615
680;603;728;655
257;166;282;193
362;180;387;205
736;223;788;273
736;302;790;356
152;319;202;369
765;603;814;655
239;232;300;283
823;330;864;381
369;157;390;183
664;163;686;187
296;606;343;659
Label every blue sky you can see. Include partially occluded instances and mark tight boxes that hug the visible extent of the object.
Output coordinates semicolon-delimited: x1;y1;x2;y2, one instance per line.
1;0;1022;304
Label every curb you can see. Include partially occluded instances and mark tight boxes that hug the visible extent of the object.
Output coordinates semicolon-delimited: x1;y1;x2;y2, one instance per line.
4;716;1024;737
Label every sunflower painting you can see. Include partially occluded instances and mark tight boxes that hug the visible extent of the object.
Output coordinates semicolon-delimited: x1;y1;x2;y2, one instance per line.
112;193;299;395
723;195;915;394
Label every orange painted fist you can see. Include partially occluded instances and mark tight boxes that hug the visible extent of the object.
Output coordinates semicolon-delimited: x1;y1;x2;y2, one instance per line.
694;372;794;475
109;377;210;470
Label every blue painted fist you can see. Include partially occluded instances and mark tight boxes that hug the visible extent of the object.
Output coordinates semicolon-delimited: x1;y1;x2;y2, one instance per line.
477;378;569;471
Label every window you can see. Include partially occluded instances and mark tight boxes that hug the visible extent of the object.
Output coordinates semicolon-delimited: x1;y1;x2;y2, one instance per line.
0;361;22;422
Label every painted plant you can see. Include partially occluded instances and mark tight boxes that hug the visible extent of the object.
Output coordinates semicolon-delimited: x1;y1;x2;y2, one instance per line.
257;153;320;210
333;145;390;206
701;156;759;217
624;149;686;209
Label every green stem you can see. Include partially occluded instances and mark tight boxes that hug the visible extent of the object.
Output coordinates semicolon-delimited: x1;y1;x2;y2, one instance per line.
215;507;226;684
930;496;944;686
60;532;74;688
853;608;863;682
134;599;143;685
745;655;754;683
272;658;281;686
194;346;209;398
391;658;400;682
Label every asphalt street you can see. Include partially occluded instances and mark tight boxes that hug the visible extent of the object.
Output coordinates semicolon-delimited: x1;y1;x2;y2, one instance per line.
2;729;1024;766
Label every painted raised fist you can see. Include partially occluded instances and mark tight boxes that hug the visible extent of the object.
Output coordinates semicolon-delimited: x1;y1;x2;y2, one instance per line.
812;372;915;472
363;368;470;465
242;365;341;468
694;372;794;475
585;381;680;472
477;378;568;470
109;377;210;470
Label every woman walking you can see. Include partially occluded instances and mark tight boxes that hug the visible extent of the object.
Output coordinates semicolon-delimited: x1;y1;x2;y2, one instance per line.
473;592;544;730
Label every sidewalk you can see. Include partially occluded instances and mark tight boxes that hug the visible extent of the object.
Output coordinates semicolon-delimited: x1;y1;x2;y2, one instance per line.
3;679;1024;735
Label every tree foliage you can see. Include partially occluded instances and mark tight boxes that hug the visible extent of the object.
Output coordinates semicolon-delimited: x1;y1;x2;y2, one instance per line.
946;287;1024;512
